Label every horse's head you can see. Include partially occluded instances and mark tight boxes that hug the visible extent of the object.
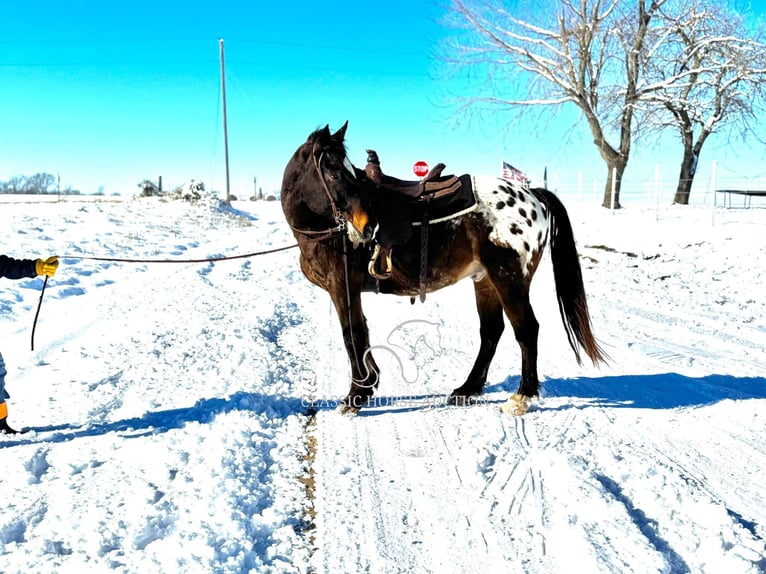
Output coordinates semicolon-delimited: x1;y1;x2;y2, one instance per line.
281;121;376;245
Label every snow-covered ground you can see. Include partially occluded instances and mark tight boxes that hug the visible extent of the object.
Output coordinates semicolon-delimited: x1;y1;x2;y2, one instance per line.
0;193;764;573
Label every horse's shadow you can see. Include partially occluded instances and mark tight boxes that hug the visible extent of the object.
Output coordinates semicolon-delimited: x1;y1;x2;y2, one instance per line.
343;372;766;417
4;374;762;446
0;391;306;448
489;372;766;411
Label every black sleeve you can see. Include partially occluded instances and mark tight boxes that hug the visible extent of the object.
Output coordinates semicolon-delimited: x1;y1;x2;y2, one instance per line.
0;255;38;280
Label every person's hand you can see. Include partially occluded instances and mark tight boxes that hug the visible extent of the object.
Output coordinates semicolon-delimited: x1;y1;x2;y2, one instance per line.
35;256;59;277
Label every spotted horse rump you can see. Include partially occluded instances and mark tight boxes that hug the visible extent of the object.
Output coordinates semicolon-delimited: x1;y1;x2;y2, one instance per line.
473;176;550;278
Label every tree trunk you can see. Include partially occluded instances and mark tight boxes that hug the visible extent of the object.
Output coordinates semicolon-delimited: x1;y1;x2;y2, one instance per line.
674;134;706;205
601;161;626;209
673;150;698;205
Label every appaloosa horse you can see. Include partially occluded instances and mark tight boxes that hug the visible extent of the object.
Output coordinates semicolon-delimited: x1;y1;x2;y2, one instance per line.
281;122;606;415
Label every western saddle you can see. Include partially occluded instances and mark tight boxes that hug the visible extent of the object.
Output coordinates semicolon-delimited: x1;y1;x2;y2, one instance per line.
364;150;469;302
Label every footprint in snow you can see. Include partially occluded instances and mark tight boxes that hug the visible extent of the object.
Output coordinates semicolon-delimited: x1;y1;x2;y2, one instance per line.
25;448;51;484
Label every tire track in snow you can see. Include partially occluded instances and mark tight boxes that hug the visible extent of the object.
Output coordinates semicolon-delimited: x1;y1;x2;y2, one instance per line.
570;405;766;573
312;403;562;573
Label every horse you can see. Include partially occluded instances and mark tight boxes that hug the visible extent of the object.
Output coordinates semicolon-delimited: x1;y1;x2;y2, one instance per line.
280;122;607;415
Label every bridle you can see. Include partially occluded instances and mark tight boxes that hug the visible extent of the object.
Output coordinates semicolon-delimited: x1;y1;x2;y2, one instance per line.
289;143;347;240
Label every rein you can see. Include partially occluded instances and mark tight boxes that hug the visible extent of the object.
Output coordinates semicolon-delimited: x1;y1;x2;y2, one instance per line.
59;243;299;264
30;219;355;351
29;242;309;352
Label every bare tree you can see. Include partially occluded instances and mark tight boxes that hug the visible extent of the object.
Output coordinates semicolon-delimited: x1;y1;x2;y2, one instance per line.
445;0;673;207
2;175;27;194
642;1;766;204
24;173;56;194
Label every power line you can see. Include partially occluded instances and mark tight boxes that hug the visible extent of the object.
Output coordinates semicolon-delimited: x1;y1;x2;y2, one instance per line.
0;35;424;57
0;57;440;80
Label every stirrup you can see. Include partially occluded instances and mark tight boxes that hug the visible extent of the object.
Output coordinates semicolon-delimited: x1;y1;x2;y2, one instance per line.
368;244;393;280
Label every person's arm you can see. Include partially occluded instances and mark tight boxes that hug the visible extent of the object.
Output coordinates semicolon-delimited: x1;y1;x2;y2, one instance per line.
0;255;37;279
0;255;58;279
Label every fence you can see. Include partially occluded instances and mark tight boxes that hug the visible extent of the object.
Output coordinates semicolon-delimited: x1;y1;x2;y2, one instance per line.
538;160;766;210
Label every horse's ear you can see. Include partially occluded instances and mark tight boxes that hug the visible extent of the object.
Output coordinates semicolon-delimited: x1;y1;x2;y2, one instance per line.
319;124;331;141
332;121;348;142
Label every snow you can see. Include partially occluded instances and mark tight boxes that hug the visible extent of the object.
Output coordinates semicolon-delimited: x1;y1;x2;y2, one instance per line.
1;193;764;573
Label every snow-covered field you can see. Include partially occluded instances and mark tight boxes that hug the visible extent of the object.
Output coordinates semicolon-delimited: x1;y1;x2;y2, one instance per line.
0;193;764;573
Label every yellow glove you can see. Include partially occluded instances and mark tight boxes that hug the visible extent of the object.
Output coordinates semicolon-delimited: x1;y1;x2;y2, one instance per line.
35;256;59;277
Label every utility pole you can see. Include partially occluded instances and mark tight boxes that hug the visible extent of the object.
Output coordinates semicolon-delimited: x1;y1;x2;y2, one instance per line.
219;38;231;205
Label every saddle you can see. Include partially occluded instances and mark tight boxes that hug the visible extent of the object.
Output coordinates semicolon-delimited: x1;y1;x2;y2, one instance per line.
364;150;477;302
366;150;459;199
378;164;459;198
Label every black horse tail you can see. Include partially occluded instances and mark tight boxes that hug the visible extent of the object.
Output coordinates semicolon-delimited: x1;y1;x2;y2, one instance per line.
531;188;608;366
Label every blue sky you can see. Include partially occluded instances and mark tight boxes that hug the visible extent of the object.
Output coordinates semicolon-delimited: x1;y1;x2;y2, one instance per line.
2;1;764;199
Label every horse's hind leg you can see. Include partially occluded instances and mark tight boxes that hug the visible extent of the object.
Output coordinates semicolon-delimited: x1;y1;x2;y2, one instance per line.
501;294;540;415
449;277;504;405
485;267;540;415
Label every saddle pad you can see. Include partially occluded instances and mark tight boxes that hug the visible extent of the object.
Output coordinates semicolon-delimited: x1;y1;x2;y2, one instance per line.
411;174;477;225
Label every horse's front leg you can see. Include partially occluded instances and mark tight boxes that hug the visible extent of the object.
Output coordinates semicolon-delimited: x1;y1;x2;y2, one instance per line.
328;286;380;414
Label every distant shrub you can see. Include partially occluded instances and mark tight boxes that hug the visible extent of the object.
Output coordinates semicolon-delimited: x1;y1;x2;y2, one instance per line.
169;180;205;202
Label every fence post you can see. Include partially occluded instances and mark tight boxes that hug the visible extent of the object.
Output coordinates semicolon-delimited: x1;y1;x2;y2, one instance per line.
655;164;661;221
710;160;718;225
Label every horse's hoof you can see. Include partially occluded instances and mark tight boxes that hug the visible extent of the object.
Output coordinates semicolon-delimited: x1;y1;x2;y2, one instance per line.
337;403;361;416
338;394;370;415
501;393;531;416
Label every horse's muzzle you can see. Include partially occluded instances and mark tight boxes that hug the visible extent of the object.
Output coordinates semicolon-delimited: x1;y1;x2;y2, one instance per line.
347;211;375;244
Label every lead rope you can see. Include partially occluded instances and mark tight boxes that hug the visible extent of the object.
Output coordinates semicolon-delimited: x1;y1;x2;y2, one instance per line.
28;239;318;352
31;275;48;351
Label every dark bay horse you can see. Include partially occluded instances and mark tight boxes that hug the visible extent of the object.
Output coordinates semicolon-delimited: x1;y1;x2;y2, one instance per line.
281;122;606;415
